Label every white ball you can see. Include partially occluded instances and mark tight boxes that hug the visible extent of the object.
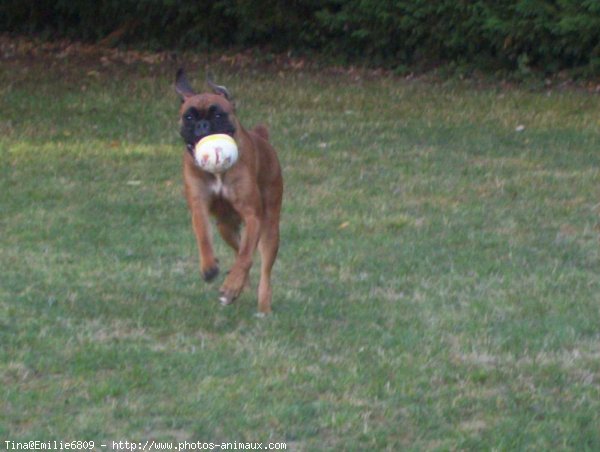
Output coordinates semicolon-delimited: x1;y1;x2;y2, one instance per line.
193;134;239;173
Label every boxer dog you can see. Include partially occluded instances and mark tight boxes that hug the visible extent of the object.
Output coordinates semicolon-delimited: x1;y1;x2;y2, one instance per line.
175;69;283;314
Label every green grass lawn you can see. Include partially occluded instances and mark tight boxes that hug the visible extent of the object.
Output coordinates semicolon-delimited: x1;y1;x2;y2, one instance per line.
1;46;600;450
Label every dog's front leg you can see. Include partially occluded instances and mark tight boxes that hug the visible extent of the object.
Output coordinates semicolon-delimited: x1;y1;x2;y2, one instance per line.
189;199;220;282
219;203;261;305
184;166;219;282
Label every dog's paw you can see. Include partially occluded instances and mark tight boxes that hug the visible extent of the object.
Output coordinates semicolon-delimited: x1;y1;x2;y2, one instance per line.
218;285;240;306
219;292;236;306
219;279;244;306
202;265;220;282
217;263;251;306
218;283;243;305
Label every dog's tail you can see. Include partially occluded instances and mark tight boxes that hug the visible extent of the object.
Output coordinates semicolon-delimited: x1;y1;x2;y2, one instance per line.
253;124;270;142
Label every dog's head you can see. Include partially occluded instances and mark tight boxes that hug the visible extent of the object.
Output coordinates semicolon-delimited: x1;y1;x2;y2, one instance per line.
175;69;237;153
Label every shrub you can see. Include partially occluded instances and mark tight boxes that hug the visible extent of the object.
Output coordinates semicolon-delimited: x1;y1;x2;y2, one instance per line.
2;0;600;75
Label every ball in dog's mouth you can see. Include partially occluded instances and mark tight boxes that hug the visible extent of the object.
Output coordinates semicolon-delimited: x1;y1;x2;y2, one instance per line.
193;134;239;173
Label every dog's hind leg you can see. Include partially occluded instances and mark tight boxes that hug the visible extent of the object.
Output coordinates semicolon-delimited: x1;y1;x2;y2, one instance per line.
216;220;241;253
212;197;243;252
257;213;280;314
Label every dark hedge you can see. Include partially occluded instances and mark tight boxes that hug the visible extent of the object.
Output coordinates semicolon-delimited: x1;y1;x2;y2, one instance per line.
2;0;600;75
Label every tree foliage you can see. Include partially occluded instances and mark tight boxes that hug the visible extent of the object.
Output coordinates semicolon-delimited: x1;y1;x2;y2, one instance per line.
2;0;600;74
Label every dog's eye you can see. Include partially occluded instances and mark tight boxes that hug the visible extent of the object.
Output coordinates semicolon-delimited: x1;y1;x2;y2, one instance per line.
215;113;222;119
185;114;193;121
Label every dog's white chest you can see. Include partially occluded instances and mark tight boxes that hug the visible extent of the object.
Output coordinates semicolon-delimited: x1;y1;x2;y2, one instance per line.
209;174;226;196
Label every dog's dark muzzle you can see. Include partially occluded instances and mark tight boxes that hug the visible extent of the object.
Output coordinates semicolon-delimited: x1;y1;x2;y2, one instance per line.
195;120;211;137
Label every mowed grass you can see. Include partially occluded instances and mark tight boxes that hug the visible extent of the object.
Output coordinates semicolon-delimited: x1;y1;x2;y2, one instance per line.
1;52;600;450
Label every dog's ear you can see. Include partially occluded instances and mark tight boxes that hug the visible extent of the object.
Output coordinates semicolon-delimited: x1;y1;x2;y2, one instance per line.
206;74;232;102
175;68;195;99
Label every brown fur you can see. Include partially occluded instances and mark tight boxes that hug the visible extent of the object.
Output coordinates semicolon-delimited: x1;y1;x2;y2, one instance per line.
179;91;283;314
